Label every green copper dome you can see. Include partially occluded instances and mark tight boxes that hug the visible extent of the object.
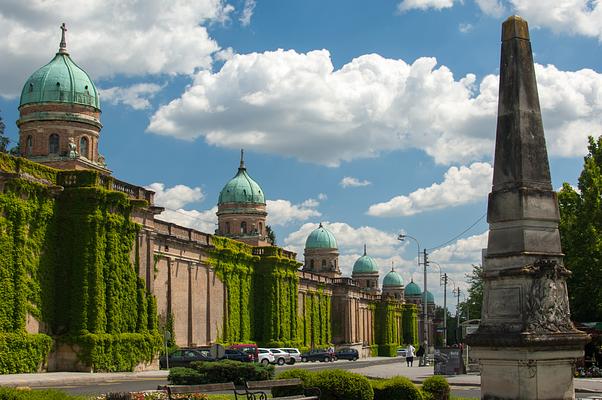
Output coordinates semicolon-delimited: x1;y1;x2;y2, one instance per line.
352;245;379;274
218;154;265;205
383;269;403;287
305;223;337;249
424;290;435;304
405;280;422;296
20;51;99;109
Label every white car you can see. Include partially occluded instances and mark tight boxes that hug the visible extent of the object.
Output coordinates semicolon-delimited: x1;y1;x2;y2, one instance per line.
257;348;275;365
269;348;292;365
280;348;301;364
396;348;407;357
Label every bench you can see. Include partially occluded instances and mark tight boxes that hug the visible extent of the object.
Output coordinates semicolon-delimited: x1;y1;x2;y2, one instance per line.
245;378;320;400
166;382;247;399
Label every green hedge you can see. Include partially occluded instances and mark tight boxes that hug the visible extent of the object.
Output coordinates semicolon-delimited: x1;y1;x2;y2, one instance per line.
273;369;316;397
276;369;373;400
378;343;398;357
421;376;450;400
0;333;52;374
0;388;87;400
167;360;274;386
0;153;59;184
371;376;423;400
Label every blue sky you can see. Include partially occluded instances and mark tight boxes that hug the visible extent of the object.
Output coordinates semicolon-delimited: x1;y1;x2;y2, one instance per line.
1;0;601;309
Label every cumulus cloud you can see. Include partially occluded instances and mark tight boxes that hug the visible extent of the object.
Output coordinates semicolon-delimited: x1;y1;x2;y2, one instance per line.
100;83;165;110
156;207;218;234
459;23;474;33
477;1;602;41
147;182;204;210
0;0;231;97
340;176;372;188
239;0;256;26
266;197;322;226
397;0;455;12
148;49;602;166
368;162;492;217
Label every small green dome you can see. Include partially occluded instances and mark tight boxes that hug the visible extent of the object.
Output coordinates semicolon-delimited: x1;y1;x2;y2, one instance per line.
20;52;99;110
383;270;403;287
424;290;435;304
352;245;378;274
305;223;337;249
405;280;422;296
218;157;265;205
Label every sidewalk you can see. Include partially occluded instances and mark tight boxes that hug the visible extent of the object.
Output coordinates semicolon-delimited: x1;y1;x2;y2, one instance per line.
0;370;168;388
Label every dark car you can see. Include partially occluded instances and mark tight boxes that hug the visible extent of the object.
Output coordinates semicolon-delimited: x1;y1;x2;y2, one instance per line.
223;348;254;362
336;347;359;361
301;349;334;362
159;348;214;369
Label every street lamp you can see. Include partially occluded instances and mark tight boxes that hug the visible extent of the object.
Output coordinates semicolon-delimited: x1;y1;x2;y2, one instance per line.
397;233;429;361
429;261;448;347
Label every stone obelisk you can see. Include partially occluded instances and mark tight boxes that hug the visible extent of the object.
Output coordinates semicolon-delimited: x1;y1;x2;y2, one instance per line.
466;16;588;400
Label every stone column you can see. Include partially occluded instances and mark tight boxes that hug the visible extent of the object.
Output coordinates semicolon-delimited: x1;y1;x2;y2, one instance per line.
466;16;588;400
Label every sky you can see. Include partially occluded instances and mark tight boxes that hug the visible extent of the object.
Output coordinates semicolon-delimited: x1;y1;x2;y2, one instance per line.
1;0;601;313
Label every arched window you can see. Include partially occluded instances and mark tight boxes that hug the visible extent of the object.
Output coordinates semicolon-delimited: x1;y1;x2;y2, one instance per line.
80;137;89;159
310;260;314;270
258;222;263;235
241;221;247;234
321;259;326;268
49;134;59;155
26;136;33;156
225;222;230;234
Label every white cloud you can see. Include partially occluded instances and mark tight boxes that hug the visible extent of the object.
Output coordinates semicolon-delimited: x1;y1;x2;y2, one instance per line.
397;0;455;12
266;197;322;226
340;176;372;188
477;1;602;41
368;162;492;217
239;0;256;26
0;0;232;97
148;49;602;166
156;207;218;234
146;182;204;210
459;23;474;33
100;83;164;110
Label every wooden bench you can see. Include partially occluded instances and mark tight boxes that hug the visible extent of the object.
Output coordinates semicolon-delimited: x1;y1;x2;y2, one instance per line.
245;378;320;400
166;382;247;399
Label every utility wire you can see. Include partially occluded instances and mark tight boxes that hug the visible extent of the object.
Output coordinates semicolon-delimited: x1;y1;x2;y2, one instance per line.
427;212;487;251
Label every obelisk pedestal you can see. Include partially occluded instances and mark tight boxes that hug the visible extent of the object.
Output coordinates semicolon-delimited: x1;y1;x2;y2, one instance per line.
465;16;589;400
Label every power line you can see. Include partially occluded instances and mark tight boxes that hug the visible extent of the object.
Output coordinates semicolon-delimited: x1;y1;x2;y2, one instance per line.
427;212;487;251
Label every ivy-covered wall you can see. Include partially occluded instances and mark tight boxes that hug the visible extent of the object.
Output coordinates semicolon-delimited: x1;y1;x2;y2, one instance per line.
374;301;403;356
300;289;331;347
402;303;419;347
0;155;161;373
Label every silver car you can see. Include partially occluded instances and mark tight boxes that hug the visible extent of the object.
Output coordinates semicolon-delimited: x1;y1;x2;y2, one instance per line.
280;348;301;364
269;348;292;365
257;348;275;365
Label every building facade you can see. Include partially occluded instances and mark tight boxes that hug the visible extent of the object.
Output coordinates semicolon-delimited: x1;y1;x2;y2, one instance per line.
0;27;421;372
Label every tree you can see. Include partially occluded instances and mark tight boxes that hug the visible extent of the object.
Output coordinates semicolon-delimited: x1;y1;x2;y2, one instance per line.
0;110;8;153
266;224;276;245
458;264;483;322
559;135;602;322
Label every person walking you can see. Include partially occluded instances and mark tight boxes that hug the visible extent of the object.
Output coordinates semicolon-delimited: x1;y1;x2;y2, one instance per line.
416;343;425;366
405;343;416;367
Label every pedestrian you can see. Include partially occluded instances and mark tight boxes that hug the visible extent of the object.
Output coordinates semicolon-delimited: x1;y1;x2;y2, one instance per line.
405;343;416;367
416;343;425;366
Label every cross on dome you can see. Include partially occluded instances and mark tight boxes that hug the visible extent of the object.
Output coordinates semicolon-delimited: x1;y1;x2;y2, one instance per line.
59;23;68;54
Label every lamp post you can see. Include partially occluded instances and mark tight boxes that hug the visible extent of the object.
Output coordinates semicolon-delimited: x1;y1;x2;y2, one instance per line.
430;261;448;347
453;287;461;344
398;233;428;362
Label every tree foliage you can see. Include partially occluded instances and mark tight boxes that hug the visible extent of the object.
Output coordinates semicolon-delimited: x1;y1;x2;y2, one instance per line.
458;264;483;321
266;224;276;245
0;110;8;153
559;135;602;322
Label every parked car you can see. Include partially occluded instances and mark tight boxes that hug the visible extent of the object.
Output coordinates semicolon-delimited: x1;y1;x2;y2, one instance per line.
280;348;301;364
229;343;259;362
396;347;407;358
269;348;292;365
336;347;359;361
223;348;254;362
301;349;334;363
257;348;275;365
159;348;214;369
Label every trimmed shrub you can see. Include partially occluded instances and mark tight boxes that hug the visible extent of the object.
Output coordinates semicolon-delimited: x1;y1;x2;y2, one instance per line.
371;376;423;400
312;369;373;400
184;360;274;386
273;369;316;397
0;387;87;400
378;343;398;357
168;367;205;385
421;376;450;400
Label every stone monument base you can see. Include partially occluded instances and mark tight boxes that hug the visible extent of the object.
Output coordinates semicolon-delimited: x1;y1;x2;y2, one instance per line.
472;347;582;400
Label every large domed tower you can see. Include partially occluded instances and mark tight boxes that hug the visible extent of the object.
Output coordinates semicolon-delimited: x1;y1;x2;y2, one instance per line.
303;223;340;278
17;24;109;173
351;245;379;293
216;150;268;246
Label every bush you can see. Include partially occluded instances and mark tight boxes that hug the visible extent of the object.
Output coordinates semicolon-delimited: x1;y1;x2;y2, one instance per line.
183;360;274;386
421;376;450;400
168;367;205;385
377;343;398;357
312;369;373;400
0;387;87;399
272;369;316;397
371;376;423;400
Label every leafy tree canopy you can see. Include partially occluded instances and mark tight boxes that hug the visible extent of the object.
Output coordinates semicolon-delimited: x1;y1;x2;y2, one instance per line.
0;110;8;153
